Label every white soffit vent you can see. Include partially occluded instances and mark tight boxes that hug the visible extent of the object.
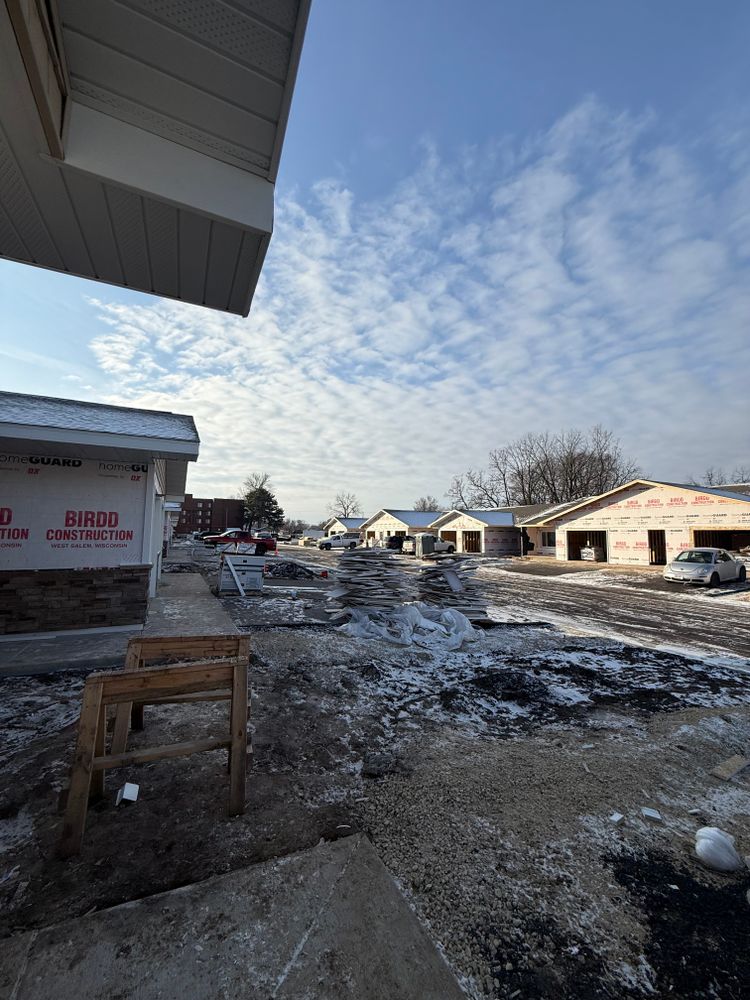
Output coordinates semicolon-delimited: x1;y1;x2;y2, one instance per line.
0;0;310;315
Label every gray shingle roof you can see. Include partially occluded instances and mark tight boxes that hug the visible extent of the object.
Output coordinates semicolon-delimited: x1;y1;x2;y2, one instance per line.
382;509;445;526
661;481;750;502
0;391;199;443
432;509;515;527
516;498;597;525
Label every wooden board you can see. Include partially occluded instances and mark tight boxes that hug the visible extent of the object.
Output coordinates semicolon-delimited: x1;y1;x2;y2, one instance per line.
93;736;230;770
59;680;103;858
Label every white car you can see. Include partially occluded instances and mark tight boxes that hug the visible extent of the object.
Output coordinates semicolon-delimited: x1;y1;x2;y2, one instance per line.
663;547;747;587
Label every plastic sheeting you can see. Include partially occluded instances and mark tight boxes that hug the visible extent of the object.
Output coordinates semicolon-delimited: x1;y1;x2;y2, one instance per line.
694;827;745;872
338;602;480;650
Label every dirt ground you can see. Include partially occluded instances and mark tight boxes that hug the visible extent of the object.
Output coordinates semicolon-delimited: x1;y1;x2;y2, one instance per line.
2;590;750;999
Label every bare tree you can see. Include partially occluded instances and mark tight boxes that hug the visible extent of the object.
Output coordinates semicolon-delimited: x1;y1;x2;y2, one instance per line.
414;495;442;511
689;465;750;486
446;475;472;510
328;490;363;518
448;426;640;508
281;518;308;536
241;471;272;493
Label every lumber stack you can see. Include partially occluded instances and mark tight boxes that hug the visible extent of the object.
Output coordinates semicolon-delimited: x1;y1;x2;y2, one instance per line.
415;553;487;620
325;549;414;620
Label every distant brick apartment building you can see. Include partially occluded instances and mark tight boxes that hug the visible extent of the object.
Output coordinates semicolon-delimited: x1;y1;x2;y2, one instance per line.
176;494;244;535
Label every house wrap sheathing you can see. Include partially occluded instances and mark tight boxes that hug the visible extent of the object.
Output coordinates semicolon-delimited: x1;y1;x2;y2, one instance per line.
524;480;750;565
428;510;518;555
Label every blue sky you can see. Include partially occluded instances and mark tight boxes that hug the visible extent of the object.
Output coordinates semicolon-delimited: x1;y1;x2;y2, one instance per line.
2;1;750;520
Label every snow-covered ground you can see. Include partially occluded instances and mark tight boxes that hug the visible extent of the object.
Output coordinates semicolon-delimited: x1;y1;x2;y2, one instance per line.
5;550;750;999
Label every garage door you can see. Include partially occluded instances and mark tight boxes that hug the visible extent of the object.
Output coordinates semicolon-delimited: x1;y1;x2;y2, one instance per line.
566;530;607;561
694;529;750;551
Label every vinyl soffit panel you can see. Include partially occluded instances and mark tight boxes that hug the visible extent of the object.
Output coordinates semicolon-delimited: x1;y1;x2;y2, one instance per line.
1;0;309;314
58;0;301;177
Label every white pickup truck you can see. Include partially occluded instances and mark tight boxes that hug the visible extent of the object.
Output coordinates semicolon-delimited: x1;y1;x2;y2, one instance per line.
401;533;455;554
318;533;360;550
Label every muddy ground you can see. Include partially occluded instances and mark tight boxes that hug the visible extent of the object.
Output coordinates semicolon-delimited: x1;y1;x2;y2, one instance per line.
1;605;750;999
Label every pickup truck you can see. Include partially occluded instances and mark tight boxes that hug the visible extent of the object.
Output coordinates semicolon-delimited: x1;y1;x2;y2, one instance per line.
203;529;277;552
401;533;455;555
318;533;360;550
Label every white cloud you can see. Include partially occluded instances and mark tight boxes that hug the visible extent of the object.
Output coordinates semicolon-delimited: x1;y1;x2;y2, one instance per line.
86;98;750;520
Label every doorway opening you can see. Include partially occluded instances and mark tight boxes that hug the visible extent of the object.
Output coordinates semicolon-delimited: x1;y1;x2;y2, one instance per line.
462;530;481;553
648;529;667;565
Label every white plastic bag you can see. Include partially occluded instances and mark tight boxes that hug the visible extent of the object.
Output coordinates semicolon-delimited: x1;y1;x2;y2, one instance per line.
694;827;744;872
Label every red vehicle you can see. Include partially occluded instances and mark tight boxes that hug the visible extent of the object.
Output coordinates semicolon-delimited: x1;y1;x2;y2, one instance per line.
202;529;277;552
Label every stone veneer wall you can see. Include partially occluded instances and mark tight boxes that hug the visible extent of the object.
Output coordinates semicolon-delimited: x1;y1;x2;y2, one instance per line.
0;565;150;634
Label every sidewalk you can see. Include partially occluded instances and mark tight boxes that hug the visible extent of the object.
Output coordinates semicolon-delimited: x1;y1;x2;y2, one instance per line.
0;573;236;677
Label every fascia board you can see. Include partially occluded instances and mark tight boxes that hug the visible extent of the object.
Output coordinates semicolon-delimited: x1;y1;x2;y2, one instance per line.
57;102;274;233
0;423;199;461
428;509;463;528
268;0;312;183
528;481;655;526
360;510;387;530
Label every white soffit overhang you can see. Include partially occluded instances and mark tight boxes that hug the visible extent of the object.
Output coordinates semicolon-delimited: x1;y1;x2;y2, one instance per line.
0;423;200;463
0;0;310;315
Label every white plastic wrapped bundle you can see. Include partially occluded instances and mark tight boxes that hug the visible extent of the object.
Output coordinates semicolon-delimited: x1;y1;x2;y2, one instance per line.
338;602;479;650
694;827;744;872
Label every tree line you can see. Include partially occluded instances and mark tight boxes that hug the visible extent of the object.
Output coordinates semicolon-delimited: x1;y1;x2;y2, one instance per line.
238;433;748;533
448;425;640;509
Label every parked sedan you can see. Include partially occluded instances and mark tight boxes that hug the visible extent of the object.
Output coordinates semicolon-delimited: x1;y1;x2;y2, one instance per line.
663;547;747;587
202;529;277;552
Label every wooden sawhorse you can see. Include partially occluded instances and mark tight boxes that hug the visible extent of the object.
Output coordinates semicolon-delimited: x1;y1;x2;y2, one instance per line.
111;634;251;756
59;658;248;858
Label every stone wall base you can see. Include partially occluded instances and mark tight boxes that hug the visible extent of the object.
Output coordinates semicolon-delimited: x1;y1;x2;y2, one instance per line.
0;565;151;635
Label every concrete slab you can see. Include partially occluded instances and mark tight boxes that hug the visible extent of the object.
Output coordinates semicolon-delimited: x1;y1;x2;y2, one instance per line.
143;572;237;637
1;835;464;999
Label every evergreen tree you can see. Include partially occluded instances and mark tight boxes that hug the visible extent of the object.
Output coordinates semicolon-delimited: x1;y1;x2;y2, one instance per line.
242;477;285;533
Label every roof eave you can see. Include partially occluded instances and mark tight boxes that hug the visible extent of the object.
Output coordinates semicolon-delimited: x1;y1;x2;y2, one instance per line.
267;0;311;184
0;423;200;462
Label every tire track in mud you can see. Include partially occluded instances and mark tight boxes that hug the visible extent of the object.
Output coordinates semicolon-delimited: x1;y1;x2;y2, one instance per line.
478;572;750;657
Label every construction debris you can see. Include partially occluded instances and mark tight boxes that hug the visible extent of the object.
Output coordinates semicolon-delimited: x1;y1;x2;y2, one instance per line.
641;807;662;823
326;549;413;617
115;782;139;806
265;559;316;580
609;812;625;825
694;827;745;872
710;755;750;781
415;554;487;620
338;603;479;650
